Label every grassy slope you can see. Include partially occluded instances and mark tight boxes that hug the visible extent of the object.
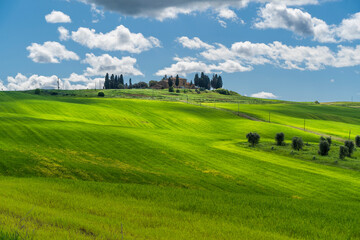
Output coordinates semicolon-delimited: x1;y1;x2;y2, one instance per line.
207;102;360;140
1;91;360;239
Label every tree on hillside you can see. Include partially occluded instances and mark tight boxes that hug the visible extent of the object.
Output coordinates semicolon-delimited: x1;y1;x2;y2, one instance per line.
119;74;124;86
110;74;115;89
175;75;180;88
217;75;223;89
168;77;174;88
129;78;132;89
344;140;355;157
339;146;349;160
318;139;330;156
194;73;199;87
104;73;110;89
246;132;260;147
355;135;360;147
292;137;303;151
114;75;119;89
211;74;218;89
275;133;285;146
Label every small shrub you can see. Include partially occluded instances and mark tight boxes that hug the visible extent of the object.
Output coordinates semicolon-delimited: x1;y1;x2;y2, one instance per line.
176;89;180;93
34;88;41;94
169;86;174;92
275;132;285;146
344;141;355;157
98;92;105;97
320;136;332;146
215;88;230;95
355;135;360;147
339;146;349;160
50;92;58;96
318;140;330;156
314;100;320;104
291;137;304;151
246;132;260;147
196;89;201;94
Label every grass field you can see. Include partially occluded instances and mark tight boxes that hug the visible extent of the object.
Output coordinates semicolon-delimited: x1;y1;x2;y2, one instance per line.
1;90;360;239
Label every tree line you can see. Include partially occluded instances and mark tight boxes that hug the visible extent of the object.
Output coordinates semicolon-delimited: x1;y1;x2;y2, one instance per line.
246;132;360;160
194;72;223;90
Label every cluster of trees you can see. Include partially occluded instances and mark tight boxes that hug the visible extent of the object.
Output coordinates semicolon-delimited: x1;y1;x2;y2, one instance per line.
194;73;223;90
246;132;360;160
104;73;133;89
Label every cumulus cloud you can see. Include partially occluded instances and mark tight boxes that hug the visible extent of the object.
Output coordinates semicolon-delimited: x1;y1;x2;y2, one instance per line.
78;0;319;20
82;53;144;76
155;56;252;76
218;8;238;20
58;27;70;41
5;73;104;91
156;57;213;77
26;41;79;63
71;25;161;53
255;3;360;43
168;36;360;74
251;91;278;99
177;36;213;49
45;10;71;23
200;40;360;71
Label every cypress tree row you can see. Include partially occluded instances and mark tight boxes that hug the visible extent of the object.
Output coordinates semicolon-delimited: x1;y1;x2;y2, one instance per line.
103;73;130;89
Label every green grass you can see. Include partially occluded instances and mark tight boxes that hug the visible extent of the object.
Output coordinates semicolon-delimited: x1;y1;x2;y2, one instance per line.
1;90;360;239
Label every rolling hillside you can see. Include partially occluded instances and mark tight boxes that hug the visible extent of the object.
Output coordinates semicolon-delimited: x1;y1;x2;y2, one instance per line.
1;91;360;239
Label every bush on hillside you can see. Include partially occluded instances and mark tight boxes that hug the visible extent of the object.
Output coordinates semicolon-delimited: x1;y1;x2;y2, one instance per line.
176;89;180;93
98;92;105;97
318;140;330;156
314;101;320;104
246;132;260;147
320;136;332;146
344;141;355;157
169;86;174;92
34;88;41;94
215;88;230;95
291;137;304;151
275;132;285;146
339;146;349;160
355;135;360;147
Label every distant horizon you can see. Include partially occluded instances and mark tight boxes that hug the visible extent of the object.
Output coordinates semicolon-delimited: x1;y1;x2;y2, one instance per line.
1;0;360;102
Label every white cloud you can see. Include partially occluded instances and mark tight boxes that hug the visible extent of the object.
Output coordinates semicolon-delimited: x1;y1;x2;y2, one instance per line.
255;4;360;43
155;56;252;76
336;12;360;41
254;3;336;43
170;37;360;74
78;0;320;21
251;91;278;99
58;27;70;41
218;19;228;28
45;10;71;23
0;80;7;91
27;41;79;63
5;73;104;91
330;79;335;83
218;8;238;20
82;53;144;76
155;57;213;77
200;40;360;71
177;37;213;49
71;25;161;53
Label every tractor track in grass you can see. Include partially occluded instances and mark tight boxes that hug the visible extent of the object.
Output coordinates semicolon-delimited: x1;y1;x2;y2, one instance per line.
197;103;346;142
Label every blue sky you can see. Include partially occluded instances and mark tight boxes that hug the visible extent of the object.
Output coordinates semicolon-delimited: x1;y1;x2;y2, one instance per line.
0;0;360;101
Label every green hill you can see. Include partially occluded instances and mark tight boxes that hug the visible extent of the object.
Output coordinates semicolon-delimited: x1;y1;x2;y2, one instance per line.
1;90;360;239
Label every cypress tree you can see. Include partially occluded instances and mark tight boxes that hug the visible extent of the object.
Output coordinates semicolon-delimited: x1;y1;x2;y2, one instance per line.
194;73;199;87
211;74;218;89
114;75;119;89
110;74;115;89
104;73;110;89
175;75;180;88
217;75;223;89
168;77;173;88
120;74;124;86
